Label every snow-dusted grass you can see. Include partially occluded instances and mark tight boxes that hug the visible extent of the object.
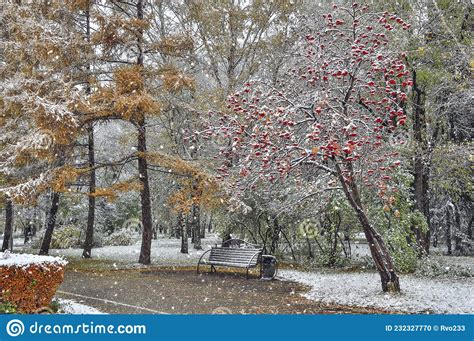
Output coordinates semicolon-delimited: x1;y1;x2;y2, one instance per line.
42;234;220;266
417;254;473;278
10;234;473;314
57;299;105;314
279;269;474;314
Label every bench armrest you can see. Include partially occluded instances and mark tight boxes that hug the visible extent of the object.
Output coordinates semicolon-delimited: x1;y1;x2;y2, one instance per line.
197;249;212;264
247;251;262;268
196;249;213;274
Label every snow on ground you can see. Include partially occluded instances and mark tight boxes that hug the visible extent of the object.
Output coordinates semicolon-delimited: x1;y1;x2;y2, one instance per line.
429;253;473;270
57;299;105;314
45;234;220;266
279;269;474;314
9;234;473;314
0;251;67;268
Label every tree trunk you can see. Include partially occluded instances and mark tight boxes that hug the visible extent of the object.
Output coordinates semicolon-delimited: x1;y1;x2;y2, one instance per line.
270;217;281;254
137;120;153;264
174;220;181;239
200;215;206;239
304;226;314;259
82;122;96;258
39;192;60;255
192;203;202;250
190;214;195;244
208;215;213;233
336;163;400;292
330;213;341;265
453;203;462;253
31;207;38;237
432;232;438;248
280;228;297;261
222;231;231;245
446;204;452;255
23;221;31;245
179;213;188;254
354;203;400;292
412;69;431;255
82;3;95;259
343;228;352;258
136;0;153;265
467;216;473;241
1;198;13;252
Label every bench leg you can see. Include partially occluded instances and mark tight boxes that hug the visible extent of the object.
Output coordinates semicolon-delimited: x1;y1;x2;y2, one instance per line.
246;267;249;279
211;265;216;273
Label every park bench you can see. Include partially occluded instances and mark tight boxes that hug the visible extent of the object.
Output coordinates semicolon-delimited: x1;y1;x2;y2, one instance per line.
196;239;263;279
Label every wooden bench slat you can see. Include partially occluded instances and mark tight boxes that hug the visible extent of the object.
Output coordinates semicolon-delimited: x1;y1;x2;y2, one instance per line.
208;258;254;264
210;254;256;258
209;256;257;262
209;254;252;259
207;258;259;263
210;249;261;254
206;261;259;268
210;252;258;257
210;251;260;256
215;247;261;250
208;258;255;263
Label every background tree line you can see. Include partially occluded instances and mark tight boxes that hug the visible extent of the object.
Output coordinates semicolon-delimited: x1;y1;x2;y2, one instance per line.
0;1;472;291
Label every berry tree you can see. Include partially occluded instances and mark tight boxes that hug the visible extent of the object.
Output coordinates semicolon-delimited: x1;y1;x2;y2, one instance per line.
208;3;412;292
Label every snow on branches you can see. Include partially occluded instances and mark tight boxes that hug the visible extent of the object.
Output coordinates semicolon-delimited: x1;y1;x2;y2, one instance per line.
1;4;82;201
201;3;412;292
207;4;411;200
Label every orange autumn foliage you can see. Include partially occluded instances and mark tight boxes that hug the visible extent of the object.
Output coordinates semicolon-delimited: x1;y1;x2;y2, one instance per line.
6;166;82;205
157;65;195;93
141;151;222;213
88;66;160;123
92;15;150;56
153;35;194;56
115;65;144;94
0;262;66;313
91;180;143;202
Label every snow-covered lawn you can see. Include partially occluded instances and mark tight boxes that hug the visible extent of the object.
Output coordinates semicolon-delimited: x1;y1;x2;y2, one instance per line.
279;269;474;314
57;299;105;314
10;234;473;314
44;234;220;266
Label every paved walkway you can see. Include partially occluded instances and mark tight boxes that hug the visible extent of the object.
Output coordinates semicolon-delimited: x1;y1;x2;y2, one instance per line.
57;268;393;314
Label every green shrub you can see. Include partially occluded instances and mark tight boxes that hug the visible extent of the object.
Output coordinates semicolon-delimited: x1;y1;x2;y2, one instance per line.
389;229;418;273
416;257;473;278
103;229;137;246
50;226;83;249
32;226;83;249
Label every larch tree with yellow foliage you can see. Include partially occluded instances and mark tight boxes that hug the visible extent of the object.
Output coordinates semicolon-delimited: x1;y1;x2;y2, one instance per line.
0;2;89;255
87;0;195;264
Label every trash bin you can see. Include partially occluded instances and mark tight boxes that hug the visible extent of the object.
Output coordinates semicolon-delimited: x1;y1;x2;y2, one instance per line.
261;255;278;280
